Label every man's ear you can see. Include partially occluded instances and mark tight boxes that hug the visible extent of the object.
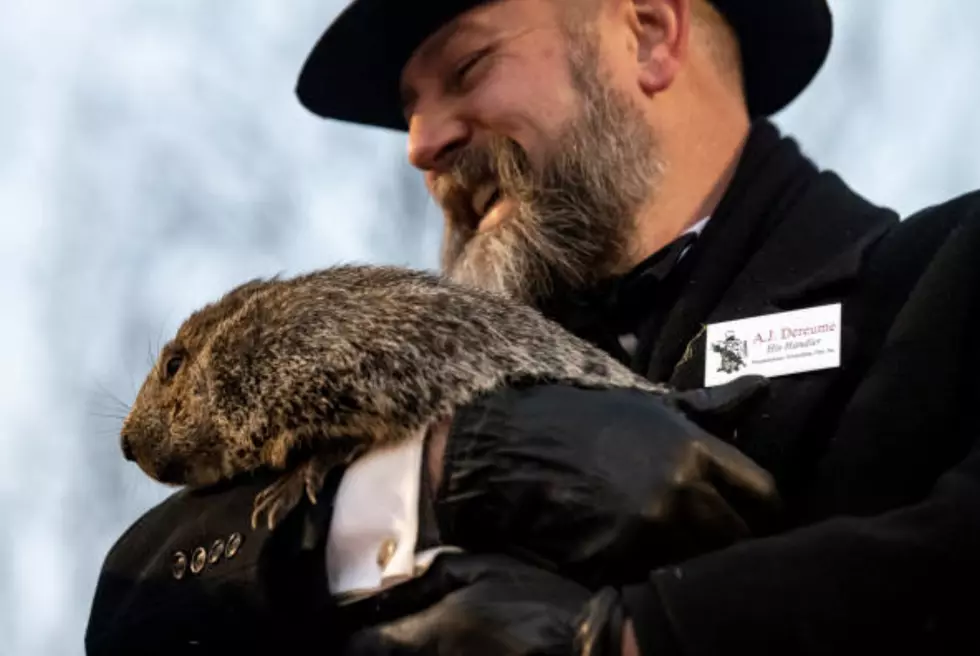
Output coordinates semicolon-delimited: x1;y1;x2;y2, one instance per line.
626;0;690;96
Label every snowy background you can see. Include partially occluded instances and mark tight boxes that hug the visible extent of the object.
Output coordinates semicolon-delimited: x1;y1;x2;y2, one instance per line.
0;0;977;654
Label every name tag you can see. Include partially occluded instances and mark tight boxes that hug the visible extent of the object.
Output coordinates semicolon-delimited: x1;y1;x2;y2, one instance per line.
704;303;842;387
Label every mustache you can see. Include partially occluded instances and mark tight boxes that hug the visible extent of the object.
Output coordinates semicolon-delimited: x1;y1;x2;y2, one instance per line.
432;136;536;224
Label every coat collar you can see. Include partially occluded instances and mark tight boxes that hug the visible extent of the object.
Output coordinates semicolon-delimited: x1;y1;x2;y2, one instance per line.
633;119;899;386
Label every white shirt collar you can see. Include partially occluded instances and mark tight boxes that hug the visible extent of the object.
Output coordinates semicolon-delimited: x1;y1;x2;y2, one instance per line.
685;215;711;238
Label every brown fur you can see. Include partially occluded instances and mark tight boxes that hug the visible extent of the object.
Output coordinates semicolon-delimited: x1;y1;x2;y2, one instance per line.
121;265;666;530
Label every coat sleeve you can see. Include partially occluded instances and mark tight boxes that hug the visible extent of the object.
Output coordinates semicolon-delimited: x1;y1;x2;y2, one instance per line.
622;439;980;655
622;203;980;656
84;469;341;655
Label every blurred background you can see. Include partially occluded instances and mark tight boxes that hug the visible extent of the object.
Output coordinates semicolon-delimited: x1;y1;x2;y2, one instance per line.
0;0;977;653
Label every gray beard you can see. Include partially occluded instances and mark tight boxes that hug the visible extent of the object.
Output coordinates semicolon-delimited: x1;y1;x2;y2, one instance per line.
440;38;663;314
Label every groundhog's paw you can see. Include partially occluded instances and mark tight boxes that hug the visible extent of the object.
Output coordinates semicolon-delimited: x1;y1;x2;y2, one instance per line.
249;454;338;531
251;469;306;531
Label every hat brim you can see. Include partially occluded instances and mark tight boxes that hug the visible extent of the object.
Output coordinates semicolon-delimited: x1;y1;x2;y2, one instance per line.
296;0;832;131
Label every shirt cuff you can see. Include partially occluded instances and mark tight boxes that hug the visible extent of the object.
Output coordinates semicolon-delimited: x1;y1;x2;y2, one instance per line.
325;427;427;596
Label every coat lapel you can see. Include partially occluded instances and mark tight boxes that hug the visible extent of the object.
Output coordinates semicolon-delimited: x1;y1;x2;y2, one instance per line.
636;121;898;388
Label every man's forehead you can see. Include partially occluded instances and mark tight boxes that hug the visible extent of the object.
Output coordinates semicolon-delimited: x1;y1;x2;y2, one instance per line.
399;4;502;109
399;0;555;104
414;11;495;64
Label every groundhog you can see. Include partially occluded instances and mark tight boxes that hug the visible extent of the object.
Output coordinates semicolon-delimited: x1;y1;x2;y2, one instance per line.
120;264;666;531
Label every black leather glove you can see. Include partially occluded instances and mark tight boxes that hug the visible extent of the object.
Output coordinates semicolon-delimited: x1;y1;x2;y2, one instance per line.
340;552;625;656
432;376;779;588
662;375;774;438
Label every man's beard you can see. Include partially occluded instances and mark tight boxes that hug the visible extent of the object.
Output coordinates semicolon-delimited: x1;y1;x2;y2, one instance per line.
435;32;664;322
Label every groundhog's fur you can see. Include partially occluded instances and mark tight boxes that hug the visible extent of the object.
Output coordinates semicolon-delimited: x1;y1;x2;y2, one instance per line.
121;264;666;530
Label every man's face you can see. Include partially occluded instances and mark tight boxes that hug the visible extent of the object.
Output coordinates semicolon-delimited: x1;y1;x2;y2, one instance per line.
400;0;664;315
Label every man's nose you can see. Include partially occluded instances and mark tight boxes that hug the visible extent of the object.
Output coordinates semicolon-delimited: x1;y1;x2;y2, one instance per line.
407;109;470;172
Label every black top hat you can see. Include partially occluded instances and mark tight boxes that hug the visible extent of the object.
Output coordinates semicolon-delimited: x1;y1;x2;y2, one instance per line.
295;0;832;131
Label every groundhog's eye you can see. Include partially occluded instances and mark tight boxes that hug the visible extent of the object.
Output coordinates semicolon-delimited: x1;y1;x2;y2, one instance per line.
163;355;183;380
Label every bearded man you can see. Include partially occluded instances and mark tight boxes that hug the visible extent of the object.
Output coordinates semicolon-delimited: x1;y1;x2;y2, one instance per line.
86;1;980;655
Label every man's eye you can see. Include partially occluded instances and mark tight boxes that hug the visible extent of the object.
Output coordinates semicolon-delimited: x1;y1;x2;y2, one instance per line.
452;48;491;88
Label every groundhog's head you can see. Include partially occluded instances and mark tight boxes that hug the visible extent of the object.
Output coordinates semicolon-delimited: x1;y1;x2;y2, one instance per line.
120;277;275;488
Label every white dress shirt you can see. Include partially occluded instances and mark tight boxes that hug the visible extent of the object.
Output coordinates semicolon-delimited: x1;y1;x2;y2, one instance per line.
325;217;711;596
325;426;458;596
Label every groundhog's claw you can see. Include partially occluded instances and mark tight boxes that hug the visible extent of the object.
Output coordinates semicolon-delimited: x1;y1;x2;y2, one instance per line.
250;454;336;531
251;473;300;531
303;453;333;506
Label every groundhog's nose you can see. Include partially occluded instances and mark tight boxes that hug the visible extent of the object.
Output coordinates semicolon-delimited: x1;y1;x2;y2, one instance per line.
121;432;135;461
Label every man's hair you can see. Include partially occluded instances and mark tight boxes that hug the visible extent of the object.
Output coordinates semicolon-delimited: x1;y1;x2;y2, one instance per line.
554;0;745;100
689;0;745;95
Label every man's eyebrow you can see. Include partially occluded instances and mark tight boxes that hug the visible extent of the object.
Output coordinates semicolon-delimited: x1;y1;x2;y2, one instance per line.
421;16;496;60
400;17;497;110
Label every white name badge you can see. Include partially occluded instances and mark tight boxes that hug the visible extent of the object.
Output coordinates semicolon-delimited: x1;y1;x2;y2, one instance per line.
704;303;842;387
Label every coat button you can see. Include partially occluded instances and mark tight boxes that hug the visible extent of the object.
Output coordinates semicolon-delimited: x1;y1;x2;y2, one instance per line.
225;532;243;559
190;546;207;574
172;551;188;580
208;539;225;564
377;538;398;570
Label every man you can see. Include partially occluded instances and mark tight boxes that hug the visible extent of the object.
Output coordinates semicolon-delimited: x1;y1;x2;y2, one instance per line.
292;0;980;653
85;0;980;654
83;1;773;650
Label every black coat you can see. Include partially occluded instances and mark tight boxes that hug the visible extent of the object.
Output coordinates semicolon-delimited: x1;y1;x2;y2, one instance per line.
84;120;980;655
617;121;980;655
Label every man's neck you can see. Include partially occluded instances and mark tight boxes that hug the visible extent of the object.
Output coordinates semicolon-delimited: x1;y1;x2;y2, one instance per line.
627;119;750;268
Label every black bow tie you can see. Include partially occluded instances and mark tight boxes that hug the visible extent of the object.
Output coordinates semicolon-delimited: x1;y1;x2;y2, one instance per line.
602;231;699;336
552;230;700;358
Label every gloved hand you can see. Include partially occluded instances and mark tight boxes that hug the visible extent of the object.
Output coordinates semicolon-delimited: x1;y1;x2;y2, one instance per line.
340;552;626;656
662;375;774;438
430;376;780;588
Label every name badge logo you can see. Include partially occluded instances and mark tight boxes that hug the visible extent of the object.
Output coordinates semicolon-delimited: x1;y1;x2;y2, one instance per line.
704;303;841;387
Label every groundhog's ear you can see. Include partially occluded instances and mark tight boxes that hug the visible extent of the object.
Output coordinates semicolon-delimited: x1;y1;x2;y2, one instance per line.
179;277;270;344
236;300;271;355
226;277;269;298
